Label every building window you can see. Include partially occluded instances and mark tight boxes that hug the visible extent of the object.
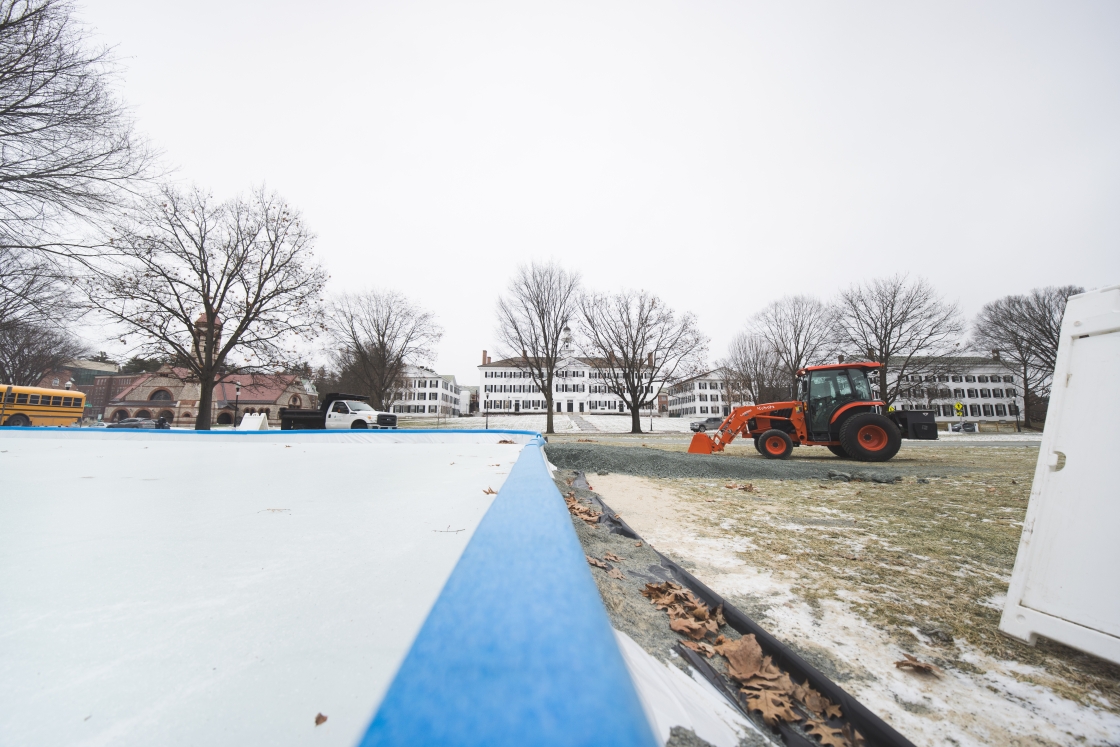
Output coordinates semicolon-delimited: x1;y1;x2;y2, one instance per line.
951;375;963;382
979;388;991;398
941;404;955;416
1006;388;1017;397
135;409;152;419
966;388;977;398
149;389;172;401
289;395;302;407
1009;403;1020;416
1003;376;1014;383
969;404;981;417
158;410;175;421
977;375;989;383
953;388;965;398
995;404;1007;416
965;375;976;383
982;404;994;417
992;388;1003;397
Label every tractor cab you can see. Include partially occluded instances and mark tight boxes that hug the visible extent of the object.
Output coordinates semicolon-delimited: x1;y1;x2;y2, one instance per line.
797;363;880;442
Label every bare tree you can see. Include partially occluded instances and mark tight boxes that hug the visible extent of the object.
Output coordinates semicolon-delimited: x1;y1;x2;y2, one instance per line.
0;245;69;332
81;185;326;429
831;275;963;408
752;295;834;396
326;290;442;411
495;262;581;434
971;285;1083;428
723;331;788;404
0;320;85;384
0;0;152;253
578;290;707;434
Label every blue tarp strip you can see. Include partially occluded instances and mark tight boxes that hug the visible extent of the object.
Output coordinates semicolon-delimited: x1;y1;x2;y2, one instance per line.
358;437;657;747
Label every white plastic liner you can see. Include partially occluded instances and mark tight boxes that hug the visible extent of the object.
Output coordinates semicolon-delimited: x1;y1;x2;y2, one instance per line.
613;630;761;747
0;430;527;746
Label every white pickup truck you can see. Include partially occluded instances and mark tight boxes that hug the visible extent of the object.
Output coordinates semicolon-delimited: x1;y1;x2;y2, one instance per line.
279;393;398;430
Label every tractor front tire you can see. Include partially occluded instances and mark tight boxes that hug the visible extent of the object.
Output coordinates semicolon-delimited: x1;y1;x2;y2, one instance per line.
758;429;794;460
753;435;764;454
827;445;849;458
839;413;901;462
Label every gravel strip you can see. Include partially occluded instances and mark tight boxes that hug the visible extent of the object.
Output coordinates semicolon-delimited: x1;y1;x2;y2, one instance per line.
545;442;944;482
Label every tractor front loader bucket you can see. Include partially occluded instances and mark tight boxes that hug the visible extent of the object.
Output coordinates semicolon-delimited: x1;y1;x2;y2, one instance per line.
688;432;716;454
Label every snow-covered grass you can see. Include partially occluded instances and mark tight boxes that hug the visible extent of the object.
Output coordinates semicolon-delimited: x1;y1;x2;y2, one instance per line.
397;413;699;434
590;445;1120;747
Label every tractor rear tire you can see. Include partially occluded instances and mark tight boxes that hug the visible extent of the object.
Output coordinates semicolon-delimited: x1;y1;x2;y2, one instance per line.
827;445;849;458
753;435;763;454
839;413;901;462
758;429;794;460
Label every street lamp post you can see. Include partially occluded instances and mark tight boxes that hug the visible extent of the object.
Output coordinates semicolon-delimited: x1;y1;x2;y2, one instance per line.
233;381;241;429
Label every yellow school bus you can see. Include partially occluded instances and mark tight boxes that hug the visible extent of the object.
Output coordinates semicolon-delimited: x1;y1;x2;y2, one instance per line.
0;385;86;427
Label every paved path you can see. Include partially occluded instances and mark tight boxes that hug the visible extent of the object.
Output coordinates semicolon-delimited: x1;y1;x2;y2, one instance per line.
567;413;599;432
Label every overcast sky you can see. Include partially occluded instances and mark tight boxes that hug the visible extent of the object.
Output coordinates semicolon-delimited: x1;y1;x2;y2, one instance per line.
79;0;1119;383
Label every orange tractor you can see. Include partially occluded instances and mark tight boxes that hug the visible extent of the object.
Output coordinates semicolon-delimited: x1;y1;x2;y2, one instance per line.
688;362;937;462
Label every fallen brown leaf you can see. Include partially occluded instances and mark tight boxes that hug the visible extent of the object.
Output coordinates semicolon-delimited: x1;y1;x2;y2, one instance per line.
497;439;515;444
565;477;574;486
793;681;842;720
483;487;496;495
586;555;609;569
804;718;849;747
743;689;799;727
608;568;625;580
634;541;642;547
315;713;327;726
576;438;596;442
715;634;766;682
894;653;943;676
604;552;624;562
565;493;601;524
680;640;716;658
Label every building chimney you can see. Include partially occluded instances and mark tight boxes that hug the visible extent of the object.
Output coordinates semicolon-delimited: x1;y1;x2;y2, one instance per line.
487;356;491;364
838;354;845;364
647;353;653;365
482;350;487;365
991;349;1000;361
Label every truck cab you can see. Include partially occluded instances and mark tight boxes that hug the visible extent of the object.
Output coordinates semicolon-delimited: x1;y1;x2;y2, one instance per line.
325;398;394;429
279;393;397;430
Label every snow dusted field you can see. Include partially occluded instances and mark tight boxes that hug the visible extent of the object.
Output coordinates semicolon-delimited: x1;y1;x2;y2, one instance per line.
585;444;1119;747
401;413;698;434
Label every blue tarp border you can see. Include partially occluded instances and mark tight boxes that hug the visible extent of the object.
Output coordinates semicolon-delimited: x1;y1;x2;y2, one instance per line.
358;437;657;747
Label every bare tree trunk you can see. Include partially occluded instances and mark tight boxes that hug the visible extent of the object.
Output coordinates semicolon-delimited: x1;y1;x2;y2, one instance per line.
545;377;554;433
196;372;215;430
630;398;642;434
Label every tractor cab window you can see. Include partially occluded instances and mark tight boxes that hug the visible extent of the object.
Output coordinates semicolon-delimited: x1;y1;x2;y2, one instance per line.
849;369;872;400
807;369;869;434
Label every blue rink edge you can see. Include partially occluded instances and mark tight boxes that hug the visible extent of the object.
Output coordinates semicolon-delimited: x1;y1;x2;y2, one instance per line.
358;436;658;747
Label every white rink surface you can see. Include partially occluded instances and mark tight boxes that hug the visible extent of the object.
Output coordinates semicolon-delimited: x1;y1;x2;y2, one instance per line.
0;431;524;747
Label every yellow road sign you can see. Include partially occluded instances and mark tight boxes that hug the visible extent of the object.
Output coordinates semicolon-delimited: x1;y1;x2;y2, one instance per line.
954;402;964;416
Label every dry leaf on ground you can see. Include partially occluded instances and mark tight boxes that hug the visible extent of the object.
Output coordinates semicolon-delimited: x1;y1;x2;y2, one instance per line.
315;713;328;726
604;552;623;562
565;493;602;524
680;640;717;658
743;689;799;727
715;634;766;682
894;653;943;676
804;719;849;747
482;487;496;495
577;438;596;442
634;541;642;547
586;555;609;569
608;568;625;580
497;439;515;444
